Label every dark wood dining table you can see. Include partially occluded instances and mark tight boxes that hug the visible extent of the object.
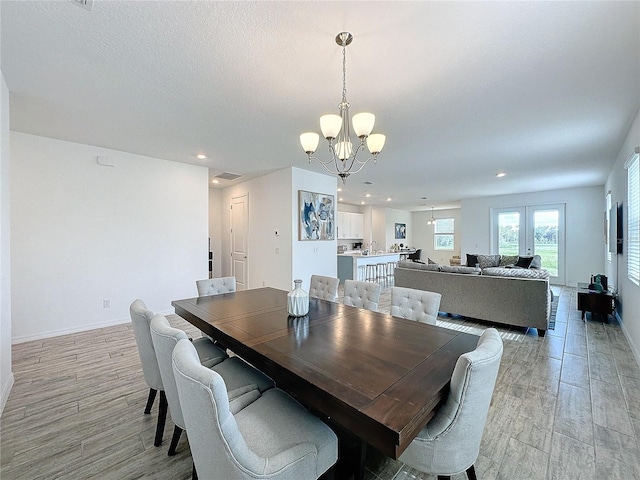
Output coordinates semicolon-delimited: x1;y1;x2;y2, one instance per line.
172;287;478;475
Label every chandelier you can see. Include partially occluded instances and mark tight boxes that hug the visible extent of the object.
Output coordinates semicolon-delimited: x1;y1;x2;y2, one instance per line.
427;207;436;225
300;32;386;185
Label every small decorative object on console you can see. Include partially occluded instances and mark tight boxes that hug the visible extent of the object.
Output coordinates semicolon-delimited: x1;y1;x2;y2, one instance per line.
287;279;309;317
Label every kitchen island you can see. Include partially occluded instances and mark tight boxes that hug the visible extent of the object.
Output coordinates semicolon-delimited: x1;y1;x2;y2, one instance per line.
337;252;401;283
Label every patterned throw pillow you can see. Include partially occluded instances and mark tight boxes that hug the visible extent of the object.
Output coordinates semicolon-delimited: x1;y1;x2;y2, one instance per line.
476;254;501;269
499;255;519;267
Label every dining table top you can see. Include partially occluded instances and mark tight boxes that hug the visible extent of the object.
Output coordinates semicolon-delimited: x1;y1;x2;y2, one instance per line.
172;287;479;459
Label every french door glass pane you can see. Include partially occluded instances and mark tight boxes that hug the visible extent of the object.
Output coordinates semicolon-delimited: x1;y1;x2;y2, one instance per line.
498;212;520;256
534;210;559;276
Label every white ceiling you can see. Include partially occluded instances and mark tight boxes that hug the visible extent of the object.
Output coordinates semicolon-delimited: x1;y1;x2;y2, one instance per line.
2;1;639;210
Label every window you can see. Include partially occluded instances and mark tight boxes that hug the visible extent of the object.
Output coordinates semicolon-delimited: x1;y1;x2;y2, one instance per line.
627;151;639;285
434;218;454;250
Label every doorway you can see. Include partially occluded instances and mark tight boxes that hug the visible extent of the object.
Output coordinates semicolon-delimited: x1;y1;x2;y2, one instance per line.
231;194;249;290
492;204;566;285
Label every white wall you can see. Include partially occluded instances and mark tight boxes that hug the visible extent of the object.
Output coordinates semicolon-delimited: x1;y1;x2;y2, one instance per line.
371;207;413;251
10;133;209;342
605;108;640;364
412;208;462;264
208;188;222;277
460;186;604;286
1;70;13;412
291;168;337;291
220;167;336;292
221;168;293;291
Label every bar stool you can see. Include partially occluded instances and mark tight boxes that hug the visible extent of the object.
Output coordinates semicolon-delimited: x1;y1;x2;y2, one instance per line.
386;261;397;277
376;263;387;282
357;265;367;281
365;264;377;281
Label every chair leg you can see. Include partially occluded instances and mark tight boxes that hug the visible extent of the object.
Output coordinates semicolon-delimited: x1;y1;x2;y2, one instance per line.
466;465;478;480
167;425;183;456
144;388;157;414
154;391;168;447
192;462;198;480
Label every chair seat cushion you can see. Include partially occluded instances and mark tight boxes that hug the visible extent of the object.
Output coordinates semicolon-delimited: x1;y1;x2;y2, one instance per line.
191;337;228;368
234;388;338;477
212;356;275;393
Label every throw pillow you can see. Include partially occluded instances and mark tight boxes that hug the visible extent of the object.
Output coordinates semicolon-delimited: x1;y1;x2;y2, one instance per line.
499;255;519;267
427;257;437;264
466;254;478;267
476;254;501;269
530;255;542;269
516;256;534;268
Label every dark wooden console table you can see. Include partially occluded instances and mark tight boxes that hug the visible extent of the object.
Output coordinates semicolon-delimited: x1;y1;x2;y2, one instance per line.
577;282;616;321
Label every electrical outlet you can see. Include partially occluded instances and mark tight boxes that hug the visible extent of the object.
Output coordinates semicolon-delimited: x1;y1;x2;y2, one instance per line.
103;298;111;308
313;247;318;254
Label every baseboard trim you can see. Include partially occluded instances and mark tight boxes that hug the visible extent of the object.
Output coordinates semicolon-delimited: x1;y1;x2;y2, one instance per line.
619;313;640;369
10;309;175;344
1;373;15;416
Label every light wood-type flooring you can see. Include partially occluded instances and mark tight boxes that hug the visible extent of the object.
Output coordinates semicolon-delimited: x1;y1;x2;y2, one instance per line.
2;285;640;479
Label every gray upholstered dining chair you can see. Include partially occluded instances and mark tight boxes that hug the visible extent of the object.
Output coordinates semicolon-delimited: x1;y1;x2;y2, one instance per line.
391;286;442;325
309;275;339;302
130;299;228;447
343;279;382;311
196;276;236;296
150;314;274;456
398;328;503;480
172;338;338;480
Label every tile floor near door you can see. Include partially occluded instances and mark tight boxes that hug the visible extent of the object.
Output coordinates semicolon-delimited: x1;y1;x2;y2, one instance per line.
1;286;640;479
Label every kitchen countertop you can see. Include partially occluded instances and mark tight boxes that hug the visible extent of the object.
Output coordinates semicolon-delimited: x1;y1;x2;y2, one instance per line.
338;252;400;258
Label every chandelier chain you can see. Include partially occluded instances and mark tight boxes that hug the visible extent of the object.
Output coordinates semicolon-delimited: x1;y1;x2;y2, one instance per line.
341;44;347;104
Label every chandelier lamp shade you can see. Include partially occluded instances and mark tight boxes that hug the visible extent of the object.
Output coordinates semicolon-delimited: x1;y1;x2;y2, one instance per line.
300;32;386;185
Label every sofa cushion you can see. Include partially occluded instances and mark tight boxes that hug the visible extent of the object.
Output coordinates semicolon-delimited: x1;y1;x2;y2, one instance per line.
439;265;482;275
397;260;440;271
482;267;549;279
465;254;478;267
476;254;501;268
516;256;534;268
499;255;519;267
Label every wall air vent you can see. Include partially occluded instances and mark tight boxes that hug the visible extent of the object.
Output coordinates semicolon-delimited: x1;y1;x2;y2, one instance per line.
214;172;243;181
69;0;93;10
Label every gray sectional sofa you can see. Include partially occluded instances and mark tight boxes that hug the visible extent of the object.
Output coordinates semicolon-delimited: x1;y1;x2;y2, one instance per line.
394;259;551;336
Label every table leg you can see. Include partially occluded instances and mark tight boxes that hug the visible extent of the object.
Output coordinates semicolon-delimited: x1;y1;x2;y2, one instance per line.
581;310;586;321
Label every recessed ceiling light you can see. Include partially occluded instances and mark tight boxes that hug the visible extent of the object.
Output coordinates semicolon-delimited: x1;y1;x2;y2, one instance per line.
339;197;343;202
196;154;207;160
421;196;429;200
496;172;506;178
365;193;371;198
211;179;219;184
360;201;365;205
337;188;342;192
386;198;392;202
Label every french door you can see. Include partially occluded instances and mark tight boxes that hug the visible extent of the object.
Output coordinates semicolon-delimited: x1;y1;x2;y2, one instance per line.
491;204;565;285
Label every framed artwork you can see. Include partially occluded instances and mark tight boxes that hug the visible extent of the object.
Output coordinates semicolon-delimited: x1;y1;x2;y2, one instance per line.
395;223;406;239
299;190;335;241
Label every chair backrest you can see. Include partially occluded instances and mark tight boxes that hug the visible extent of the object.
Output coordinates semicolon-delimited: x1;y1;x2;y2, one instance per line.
172;339;270;478
309;275;339;302
399;328;503;474
129;299;163;391
343;280;381;311
149;314;193;429
390;286;442;325
196;276;236;297
407;249;422;261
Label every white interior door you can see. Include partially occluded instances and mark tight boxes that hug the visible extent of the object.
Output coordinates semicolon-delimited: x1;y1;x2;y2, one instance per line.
492;204;566;285
231;194;249;290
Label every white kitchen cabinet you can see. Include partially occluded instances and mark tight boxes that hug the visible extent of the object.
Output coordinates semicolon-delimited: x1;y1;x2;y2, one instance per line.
337;212;364;239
